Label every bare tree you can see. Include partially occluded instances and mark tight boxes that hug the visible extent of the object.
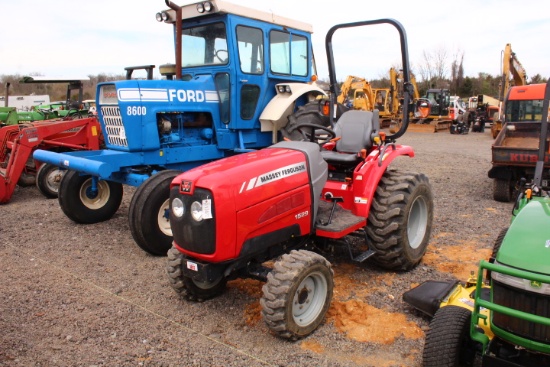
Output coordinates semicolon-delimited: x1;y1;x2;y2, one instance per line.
417;46;450;91
450;50;464;95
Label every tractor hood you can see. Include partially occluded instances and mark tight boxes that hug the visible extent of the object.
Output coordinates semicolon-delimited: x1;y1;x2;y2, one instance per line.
498;198;550;274
171;142;315;212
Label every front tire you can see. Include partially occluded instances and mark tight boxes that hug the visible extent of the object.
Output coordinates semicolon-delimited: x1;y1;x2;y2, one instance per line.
367;169;433;271
166;247;227;302
423;305;478;367
128;170;180;256
261;250;333;340
58;170;123;223
36;163;65;198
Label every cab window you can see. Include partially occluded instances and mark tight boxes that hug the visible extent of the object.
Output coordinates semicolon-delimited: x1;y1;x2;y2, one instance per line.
182;22;228;67
269;31;308;76
237;26;263;74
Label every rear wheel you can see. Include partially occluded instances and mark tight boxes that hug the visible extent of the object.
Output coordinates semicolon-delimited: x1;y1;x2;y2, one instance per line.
129;170;180;256
493;178;513;202
261;250;333;340
36;163;65;198
166;247;227;302
59;170;123;223
282;100;332;141
423;305;479;367
367;170;433;271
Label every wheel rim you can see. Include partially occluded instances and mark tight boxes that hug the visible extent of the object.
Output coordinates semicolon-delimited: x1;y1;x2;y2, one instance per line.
157;199;172;236
292;271;328;327
79;179;111;210
407;196;428;249
45;168;65;194
191;276;222;290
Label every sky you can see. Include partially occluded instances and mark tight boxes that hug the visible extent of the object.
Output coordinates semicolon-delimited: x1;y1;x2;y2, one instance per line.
2;0;549;82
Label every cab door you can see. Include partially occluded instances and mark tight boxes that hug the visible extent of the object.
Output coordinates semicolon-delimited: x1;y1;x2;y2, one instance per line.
233;24;267;129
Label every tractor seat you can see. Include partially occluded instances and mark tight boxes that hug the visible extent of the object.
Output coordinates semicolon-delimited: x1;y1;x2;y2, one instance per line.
321;110;379;166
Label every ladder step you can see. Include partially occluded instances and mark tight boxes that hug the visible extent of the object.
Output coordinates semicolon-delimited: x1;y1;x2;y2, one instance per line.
353;249;376;263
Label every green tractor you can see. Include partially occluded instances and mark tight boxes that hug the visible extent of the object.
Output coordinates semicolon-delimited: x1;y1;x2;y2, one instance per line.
0;77;90;127
404;79;550;366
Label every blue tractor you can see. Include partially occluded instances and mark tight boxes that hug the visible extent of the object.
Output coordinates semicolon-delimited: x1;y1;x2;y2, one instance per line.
34;0;327;255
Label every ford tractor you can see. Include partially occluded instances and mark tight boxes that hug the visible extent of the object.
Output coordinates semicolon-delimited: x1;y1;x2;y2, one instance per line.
166;19;434;340
404;79;550;367
33;0;328;255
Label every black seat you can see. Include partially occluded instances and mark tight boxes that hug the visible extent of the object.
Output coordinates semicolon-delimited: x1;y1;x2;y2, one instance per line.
321;110;379;166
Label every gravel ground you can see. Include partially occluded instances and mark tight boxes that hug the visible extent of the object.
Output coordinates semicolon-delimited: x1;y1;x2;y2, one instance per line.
0;128;511;367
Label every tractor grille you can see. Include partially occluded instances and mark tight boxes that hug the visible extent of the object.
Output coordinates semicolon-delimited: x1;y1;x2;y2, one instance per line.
492;279;550;344
170;187;216;255
101;106;128;148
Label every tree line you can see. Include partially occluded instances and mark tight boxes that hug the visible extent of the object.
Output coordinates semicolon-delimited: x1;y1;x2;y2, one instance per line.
1;47;548;103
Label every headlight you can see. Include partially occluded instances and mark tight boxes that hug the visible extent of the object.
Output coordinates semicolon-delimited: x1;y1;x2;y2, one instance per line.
172;198;184;218
155;11;169;22
492;261;550;296
190;201;204;221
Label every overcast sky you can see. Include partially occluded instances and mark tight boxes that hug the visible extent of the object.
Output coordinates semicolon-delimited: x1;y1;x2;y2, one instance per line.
2;0;549;82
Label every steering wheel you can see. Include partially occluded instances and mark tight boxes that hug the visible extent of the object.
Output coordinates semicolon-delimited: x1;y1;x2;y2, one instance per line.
215;49;228;63
289;123;336;145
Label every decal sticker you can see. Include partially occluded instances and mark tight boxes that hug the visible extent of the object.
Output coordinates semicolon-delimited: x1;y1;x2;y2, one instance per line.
202;198;212;219
180;180;193;193
186;261;198;272
295;211;309;220
354;197;368;204
239;162;307;193
25;128;39;143
116;88;218;103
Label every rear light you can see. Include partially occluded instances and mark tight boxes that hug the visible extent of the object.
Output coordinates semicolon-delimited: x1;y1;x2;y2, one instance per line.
322;101;329;116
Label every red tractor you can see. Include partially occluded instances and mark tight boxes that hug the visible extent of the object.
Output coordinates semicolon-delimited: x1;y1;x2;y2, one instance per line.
166;19;434;339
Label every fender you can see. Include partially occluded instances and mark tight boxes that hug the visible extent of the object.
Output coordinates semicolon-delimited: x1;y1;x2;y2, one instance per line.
259;83;326;143
351;144;415;217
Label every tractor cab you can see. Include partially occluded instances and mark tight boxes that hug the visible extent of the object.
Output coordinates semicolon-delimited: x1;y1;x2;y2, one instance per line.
154;0;319;136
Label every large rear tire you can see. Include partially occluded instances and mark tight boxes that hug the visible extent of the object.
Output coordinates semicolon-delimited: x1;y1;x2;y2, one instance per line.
129;170;180;256
166;247;227;302
423;305;478;367
58;170;123;224
36;163;65;199
261;250;333;340
367;169;433;271
493;178;513;202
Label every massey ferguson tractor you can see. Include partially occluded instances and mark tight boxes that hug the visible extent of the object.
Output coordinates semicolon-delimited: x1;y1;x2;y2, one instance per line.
33;0;329;255
166;19;434;340
404;79;550;367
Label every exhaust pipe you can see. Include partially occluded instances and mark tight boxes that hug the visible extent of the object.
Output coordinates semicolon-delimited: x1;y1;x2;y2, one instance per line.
165;1;182;80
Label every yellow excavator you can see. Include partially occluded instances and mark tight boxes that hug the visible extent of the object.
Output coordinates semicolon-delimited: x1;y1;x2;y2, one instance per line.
336;75;375;111
491;43;527;138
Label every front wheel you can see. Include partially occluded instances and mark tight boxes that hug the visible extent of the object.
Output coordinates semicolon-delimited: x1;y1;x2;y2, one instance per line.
367;169;433;271
129;170;180;256
166;247;227;302
423;306;479;367
58;170;123;223
36;163;65;198
261;250;333;340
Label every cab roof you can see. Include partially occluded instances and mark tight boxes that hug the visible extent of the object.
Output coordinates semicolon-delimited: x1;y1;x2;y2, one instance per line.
162;0;313;33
